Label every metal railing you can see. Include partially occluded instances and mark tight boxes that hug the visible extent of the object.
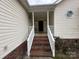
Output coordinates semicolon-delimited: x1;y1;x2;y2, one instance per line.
47;25;55;57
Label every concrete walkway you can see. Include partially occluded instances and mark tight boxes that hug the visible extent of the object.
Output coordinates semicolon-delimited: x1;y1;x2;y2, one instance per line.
24;56;53;59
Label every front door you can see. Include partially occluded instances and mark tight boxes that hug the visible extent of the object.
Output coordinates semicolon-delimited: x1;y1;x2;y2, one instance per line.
38;21;43;32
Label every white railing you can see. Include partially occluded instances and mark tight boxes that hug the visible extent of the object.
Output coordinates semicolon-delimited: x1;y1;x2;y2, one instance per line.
27;26;35;56
28;26;32;36
49;25;54;34
47;25;55;57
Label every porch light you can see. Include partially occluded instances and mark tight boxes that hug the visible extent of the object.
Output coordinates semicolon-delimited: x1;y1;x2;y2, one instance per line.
67;10;73;17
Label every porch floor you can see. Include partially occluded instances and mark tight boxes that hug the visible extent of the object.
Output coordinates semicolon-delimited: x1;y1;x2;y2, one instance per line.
35;33;47;36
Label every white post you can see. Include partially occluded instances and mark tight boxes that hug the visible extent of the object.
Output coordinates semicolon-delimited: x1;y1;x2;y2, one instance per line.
32;12;34;27
47;11;49;26
47;11;49;33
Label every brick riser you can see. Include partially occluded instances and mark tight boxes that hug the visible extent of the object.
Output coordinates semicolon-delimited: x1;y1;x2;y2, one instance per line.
30;36;52;57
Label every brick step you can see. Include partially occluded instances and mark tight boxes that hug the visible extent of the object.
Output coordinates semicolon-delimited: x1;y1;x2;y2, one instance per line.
34;38;48;41
30;51;52;57
31;36;52;57
31;46;51;51
32;45;50;48
31;48;51;52
34;38;48;40
33;41;49;45
34;36;48;38
32;44;50;46
33;38;49;41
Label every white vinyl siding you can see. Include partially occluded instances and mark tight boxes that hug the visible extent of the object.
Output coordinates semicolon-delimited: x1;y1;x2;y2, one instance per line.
54;0;79;38
0;0;29;59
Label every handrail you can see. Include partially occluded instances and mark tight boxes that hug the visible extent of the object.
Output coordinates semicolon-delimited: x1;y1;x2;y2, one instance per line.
27;26;35;56
47;25;55;57
49;25;54;34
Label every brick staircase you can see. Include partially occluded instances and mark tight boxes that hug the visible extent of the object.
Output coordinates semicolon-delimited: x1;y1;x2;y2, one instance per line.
30;36;52;57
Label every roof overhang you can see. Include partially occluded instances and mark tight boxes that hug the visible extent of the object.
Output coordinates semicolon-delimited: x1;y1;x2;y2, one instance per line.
18;0;63;12
27;0;56;6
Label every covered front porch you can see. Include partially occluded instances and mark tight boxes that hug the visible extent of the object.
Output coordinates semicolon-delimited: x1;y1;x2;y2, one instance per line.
28;11;54;33
27;11;55;57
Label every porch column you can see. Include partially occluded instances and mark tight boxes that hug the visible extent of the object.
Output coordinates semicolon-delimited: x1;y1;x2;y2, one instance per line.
47;11;49;26
32;12;34;27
